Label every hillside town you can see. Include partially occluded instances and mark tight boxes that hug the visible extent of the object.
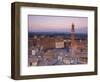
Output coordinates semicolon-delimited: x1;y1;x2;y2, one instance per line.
28;23;87;66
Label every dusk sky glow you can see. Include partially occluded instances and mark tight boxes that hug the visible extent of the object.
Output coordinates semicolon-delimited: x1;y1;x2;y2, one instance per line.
28;15;88;33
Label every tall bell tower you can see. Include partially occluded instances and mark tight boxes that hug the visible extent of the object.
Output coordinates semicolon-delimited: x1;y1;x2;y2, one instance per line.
71;23;75;47
71;23;77;57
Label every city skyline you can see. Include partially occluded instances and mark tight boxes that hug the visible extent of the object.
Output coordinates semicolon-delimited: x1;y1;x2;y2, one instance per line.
28;15;88;33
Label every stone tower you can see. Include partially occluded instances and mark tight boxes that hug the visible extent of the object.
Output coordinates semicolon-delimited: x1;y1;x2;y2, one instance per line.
71;23;77;57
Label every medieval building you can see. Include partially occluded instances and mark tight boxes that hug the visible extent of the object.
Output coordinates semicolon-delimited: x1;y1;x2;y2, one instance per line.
28;23;88;66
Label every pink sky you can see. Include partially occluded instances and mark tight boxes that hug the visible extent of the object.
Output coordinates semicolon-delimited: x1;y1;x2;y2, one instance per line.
28;15;88;33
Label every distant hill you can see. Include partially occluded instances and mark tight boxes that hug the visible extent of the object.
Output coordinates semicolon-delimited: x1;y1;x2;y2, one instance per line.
28;32;87;40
